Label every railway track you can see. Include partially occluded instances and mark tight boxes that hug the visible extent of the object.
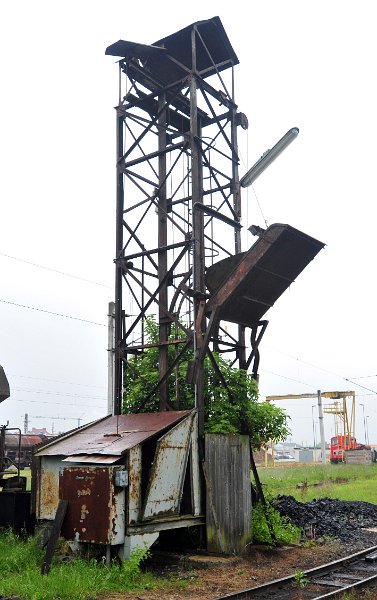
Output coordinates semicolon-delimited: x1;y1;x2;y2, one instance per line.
212;545;377;599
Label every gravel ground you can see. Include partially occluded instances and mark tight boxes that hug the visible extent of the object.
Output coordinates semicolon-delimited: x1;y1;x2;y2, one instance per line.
97;496;377;600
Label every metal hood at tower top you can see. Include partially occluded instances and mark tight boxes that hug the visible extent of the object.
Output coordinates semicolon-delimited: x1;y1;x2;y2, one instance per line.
105;16;239;82
0;365;10;403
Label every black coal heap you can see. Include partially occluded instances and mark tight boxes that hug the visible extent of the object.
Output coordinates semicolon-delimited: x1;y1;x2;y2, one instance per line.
273;495;377;541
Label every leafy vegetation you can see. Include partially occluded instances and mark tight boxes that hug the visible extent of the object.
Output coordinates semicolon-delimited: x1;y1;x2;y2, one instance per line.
123;317;290;448
252;499;300;546
0;530;156;600
294;569;309;587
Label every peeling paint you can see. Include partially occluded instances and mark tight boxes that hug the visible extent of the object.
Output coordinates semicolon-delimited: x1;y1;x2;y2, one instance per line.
59;466;125;545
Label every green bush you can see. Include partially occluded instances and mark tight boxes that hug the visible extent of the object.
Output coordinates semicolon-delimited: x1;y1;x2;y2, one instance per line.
252;500;300;546
123;316;290;449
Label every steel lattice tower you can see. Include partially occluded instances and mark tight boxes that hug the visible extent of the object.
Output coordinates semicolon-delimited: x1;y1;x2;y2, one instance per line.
106;18;250;432
105;17;324;436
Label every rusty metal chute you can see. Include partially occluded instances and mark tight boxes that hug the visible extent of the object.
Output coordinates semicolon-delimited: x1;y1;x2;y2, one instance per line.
192;224;325;379
205;223;325;327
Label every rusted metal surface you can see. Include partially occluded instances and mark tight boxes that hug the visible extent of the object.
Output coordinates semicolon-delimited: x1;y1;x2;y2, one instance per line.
205;223;325;326
127;445;141;525
35;411;201;529
38;456;61;520
142;412;194;520
59;466;125;545
35;411;191;458
190;412;201;517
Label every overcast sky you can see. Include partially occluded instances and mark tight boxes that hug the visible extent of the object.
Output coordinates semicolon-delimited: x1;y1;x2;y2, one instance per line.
1;1;376;446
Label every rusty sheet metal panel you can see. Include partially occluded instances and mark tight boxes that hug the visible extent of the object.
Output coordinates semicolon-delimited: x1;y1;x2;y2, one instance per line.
142;413;194;520
35;411;191;457
205;434;252;555
38;456;61;520
128;445;141;525
59;466;125;545
205;223;325;326
190;412;201;517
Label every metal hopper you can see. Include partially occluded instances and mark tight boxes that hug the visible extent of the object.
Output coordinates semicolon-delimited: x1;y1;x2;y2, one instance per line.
205;223;325;327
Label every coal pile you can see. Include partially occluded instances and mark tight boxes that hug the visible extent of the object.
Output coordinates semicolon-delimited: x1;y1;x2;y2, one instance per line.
273;495;377;541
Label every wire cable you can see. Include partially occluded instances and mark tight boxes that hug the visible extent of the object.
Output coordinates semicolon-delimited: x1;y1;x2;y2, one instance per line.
0;299;106;327
9;373;106;390
12;387;107;401
264;344;377;396
260;368;316;390
0;251;112;289
7;398;105;409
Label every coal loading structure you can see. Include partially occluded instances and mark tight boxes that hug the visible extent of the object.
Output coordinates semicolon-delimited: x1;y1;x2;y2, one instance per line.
33;17;325;560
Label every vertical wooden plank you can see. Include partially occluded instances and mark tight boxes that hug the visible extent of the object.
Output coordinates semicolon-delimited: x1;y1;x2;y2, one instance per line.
205;434;251;554
41;499;68;575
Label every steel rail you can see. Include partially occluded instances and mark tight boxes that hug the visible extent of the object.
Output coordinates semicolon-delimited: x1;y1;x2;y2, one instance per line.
211;545;377;600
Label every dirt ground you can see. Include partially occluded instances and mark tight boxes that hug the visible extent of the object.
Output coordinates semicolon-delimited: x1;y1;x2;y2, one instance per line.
98;533;377;600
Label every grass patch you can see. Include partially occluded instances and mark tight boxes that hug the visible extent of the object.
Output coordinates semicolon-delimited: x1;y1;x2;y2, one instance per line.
0;530;158;600
255;464;377;503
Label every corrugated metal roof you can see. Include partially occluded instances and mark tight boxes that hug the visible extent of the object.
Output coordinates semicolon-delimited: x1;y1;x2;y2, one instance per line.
35;411;192;457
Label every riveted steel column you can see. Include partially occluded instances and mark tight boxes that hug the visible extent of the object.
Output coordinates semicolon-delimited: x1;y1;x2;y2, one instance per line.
190;26;205;437
114;98;124;416
158;92;169;411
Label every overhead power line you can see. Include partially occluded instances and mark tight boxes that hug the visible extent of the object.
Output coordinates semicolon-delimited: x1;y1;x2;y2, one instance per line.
9;397;105;409
12;387;106;401
261;368;316;390
0;251;112;289
265;345;377;397
343;378;377;396
0;299;106;327
10;373;106;390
